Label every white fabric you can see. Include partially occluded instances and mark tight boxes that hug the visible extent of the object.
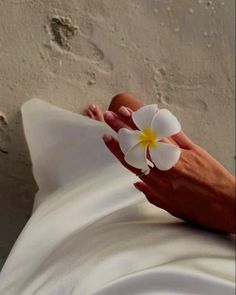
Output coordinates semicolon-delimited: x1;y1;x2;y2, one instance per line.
0;99;234;295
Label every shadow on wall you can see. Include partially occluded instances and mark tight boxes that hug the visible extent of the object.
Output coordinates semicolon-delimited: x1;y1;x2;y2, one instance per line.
0;110;38;270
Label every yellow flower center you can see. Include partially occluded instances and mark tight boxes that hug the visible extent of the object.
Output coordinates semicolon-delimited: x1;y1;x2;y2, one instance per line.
138;128;157;149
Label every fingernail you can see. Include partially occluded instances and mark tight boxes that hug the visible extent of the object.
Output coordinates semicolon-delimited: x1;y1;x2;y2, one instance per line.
104;111;114;121
119;106;130;117
103;134;112;143
89;104;96;110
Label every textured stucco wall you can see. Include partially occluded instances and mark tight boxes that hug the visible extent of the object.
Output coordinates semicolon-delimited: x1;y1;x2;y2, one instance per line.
0;0;235;268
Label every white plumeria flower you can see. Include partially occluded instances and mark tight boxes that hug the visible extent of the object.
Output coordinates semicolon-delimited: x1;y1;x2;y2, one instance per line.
118;104;181;175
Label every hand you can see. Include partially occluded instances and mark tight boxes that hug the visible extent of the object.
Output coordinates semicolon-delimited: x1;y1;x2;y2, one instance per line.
103;106;235;233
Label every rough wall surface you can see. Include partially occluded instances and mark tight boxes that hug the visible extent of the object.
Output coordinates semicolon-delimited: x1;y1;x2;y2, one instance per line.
0;0;235;268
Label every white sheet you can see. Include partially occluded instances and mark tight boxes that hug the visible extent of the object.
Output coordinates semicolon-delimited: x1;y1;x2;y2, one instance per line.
0;99;234;294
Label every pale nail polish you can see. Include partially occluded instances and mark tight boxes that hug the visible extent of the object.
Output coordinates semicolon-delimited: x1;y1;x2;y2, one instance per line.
90;104;96;110
104;111;114;121
119;106;130;117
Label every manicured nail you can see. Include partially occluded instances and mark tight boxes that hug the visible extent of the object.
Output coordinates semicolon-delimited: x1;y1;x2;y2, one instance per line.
119;106;130;117
104;111;114;121
103;134;112;143
89;104;96;110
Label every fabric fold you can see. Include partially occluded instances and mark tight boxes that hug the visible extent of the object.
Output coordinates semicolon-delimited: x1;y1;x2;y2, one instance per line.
0;99;234;295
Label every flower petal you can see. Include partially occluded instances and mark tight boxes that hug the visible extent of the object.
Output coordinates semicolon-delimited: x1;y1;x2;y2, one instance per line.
125;143;149;171
147;159;154;168
149;142;181;171
118;128;142;154
132;104;158;130
151;109;181;140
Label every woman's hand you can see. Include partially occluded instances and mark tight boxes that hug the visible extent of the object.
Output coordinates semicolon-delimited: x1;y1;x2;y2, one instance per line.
103;106;235;233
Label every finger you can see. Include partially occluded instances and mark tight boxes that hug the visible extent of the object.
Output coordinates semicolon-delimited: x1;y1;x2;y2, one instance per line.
89;104;104;122
118;106;137;129
134;181;169;211
88;104;96;111
86;109;95;119
171;131;195;150
104;111;131;132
